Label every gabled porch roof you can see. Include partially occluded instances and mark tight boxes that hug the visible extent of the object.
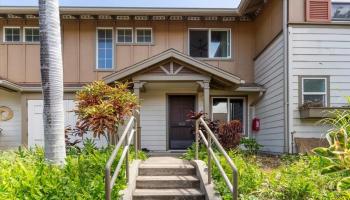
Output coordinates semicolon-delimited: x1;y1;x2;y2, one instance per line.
103;49;242;85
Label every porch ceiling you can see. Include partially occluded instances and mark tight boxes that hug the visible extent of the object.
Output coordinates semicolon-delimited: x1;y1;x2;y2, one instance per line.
103;48;242;85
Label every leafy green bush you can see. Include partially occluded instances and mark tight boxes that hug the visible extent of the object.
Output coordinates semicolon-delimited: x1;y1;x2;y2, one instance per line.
0;144;146;199
313;97;350;191
183;145;350;200
240;138;263;155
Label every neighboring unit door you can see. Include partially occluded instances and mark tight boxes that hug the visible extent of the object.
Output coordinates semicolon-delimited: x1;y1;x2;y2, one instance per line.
27;100;76;147
168;95;195;150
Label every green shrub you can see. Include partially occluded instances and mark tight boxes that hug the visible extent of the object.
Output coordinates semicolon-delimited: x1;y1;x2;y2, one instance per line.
240;138;263;155
313;106;350;191
0;145;146;199
183;144;350;200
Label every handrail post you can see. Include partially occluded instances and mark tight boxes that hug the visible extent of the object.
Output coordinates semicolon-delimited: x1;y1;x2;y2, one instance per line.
105;168;111;200
207;128;212;184
134;111;138;160
125;130;129;182
195;119;199;160
233;171;238;200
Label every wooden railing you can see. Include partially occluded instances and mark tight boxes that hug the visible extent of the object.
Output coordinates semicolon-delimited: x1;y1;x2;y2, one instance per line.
195;117;239;200
105;114;138;200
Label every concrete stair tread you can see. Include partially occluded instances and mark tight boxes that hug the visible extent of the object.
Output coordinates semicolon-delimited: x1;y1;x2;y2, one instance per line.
139;164;195;169
137;175;199;181
133;188;204;196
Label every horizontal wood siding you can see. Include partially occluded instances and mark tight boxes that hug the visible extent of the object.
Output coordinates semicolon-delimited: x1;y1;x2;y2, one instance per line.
139;83;203;151
0;90;21;149
254;34;285;153
290;26;350;139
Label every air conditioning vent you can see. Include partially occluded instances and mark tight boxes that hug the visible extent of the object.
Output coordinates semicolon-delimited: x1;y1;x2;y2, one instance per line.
306;0;331;22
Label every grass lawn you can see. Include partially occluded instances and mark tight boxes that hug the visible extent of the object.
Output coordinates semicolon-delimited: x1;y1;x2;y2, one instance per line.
183;144;350;200
0;141;146;200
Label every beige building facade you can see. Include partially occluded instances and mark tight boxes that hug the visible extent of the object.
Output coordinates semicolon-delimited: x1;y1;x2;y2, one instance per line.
1;0;348;153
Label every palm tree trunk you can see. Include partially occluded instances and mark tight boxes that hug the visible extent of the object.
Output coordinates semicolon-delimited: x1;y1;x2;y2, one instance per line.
39;0;66;165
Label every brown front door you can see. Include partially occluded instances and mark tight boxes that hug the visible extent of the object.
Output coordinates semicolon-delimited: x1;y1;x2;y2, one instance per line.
168;95;195;150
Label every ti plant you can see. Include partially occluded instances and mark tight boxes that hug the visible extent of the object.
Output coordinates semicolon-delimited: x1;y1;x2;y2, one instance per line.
313;97;350;191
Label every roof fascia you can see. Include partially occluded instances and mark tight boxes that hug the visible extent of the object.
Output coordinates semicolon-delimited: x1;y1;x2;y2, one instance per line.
0;0;251;16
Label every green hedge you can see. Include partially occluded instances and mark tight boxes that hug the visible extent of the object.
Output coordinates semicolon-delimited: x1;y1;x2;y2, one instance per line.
183;145;350;200
0;144;146;200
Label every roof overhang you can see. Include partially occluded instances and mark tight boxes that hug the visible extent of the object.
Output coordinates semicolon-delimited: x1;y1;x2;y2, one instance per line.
0;80;82;92
0;0;251;16
234;83;266;92
0;80;22;92
103;49;242;85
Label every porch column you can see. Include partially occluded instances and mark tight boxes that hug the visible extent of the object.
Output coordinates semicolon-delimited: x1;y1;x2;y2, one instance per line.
133;81;142;150
203;80;210;115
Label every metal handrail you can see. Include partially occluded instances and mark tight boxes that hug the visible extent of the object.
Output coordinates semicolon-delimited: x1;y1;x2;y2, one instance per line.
105;114;138;200
195;117;238;200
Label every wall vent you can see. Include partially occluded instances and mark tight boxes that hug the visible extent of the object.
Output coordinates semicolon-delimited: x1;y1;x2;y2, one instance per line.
306;0;331;22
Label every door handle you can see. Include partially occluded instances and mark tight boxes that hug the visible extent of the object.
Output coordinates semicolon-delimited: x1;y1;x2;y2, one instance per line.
178;122;186;126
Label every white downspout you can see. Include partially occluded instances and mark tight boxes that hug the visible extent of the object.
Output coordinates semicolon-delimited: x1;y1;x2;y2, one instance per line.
283;0;290;153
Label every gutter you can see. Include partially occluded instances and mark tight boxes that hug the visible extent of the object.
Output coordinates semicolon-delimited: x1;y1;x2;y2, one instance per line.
283;0;290;154
0;80;22;92
0;80;82;92
0;0;251;16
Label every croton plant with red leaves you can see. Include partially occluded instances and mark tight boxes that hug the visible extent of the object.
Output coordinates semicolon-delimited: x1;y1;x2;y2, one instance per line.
75;81;138;144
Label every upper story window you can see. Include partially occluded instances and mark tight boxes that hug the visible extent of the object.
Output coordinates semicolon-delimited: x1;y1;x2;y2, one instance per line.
332;2;350;21
136;28;152;43
3;27;20;42
116;28;133;43
24;27;40;42
96;28;114;70
301;77;328;107
189;29;231;59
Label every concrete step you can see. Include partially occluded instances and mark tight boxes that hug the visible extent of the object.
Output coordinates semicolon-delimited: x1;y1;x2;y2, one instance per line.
138;164;196;176
136;175;200;189
133;188;205;200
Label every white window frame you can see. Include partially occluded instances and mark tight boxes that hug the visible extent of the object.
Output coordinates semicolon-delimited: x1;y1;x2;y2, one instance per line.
211;97;246;134
301;77;328;106
135;28;153;44
3;26;21;42
188;28;232;59
23;27;40;43
96;27;114;70
116;27;133;44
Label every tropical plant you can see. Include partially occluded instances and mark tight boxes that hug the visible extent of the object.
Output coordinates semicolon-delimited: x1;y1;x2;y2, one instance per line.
0;145;147;199
39;0;66;164
183;145;350;200
241;138;263;154
75;81;138;145
313;97;350;191
218;120;242;150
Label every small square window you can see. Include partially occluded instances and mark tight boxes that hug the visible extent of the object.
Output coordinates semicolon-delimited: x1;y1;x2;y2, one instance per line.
136;28;152;43
117;28;133;43
332;3;350;21
24;27;40;42
4;27;21;42
302;78;328;107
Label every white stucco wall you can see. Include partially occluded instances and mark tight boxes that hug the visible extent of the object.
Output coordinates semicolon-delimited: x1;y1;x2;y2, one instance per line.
0;89;21;149
289;25;350;141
